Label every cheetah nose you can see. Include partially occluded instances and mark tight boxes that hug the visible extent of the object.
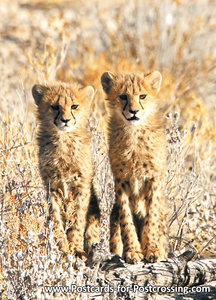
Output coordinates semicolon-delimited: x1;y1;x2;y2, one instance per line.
129;109;139;114
61;118;70;124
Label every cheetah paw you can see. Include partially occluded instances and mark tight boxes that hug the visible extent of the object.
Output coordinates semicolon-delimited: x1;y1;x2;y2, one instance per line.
68;243;86;259
124;250;144;264
144;247;166;263
57;237;70;254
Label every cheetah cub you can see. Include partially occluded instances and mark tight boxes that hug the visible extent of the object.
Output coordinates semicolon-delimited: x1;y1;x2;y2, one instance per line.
101;71;168;263
32;82;100;257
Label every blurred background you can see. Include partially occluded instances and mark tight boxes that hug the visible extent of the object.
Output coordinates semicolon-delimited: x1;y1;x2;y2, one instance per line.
0;0;215;298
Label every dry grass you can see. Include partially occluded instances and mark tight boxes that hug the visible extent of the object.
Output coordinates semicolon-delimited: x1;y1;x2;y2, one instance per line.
0;0;215;298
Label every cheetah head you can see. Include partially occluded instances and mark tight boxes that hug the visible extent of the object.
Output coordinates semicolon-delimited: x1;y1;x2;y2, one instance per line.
101;71;161;126
32;82;94;132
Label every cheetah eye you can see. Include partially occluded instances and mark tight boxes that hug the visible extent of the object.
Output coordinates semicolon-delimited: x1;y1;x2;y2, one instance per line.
119;94;128;101
51;104;59;110
139;94;147;100
71;105;79;110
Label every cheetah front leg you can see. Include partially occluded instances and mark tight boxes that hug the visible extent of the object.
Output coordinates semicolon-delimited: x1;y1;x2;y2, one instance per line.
110;203;123;257
67;187;90;258
50;190;69;253
84;187;100;254
116;184;143;263
141;181;168;262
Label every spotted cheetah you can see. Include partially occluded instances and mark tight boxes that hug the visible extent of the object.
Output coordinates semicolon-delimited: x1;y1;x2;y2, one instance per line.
32;82;100;257
101;71;168;263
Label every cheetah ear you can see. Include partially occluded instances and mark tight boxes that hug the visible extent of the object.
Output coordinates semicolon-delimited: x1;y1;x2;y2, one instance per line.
32;84;49;106
83;86;94;101
145;71;162;94
101;71;115;94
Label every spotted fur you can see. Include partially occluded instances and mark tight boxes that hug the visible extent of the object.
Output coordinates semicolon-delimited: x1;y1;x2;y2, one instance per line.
32;82;100;257
101;71;168;263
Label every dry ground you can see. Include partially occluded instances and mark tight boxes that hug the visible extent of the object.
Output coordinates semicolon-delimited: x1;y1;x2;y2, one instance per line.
0;0;215;299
